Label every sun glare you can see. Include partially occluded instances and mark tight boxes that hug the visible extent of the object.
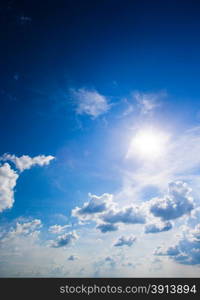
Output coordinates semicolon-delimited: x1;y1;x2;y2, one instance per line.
127;128;169;160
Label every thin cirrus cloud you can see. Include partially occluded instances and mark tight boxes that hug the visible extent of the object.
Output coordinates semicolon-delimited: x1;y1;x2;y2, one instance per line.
71;88;110;118
0;153;54;213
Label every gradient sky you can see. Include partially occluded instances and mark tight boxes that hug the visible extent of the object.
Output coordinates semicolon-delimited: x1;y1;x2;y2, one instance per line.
1;0;200;277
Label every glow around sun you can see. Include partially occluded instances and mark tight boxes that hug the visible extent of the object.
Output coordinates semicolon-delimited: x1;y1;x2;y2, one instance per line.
127;128;169;160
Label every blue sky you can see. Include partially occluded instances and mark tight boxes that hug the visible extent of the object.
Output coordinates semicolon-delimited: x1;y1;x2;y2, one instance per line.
1;0;200;277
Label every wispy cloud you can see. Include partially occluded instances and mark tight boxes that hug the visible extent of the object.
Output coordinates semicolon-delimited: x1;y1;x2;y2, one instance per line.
149;181;194;221
155;224;200;265
71;88;110;118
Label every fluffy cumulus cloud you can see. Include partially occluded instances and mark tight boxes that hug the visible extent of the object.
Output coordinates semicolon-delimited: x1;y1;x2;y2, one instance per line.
96;223;118;233
155;224;200;265
144;221;172;234
72;193;114;221
71;88;110;118
0;153;54;213
50;231;78;248
0;219;42;246
1;153;55;172
49;224;71;234
102;205;146;225
114;235;136;247
0;163;19;212
72;192;146;233
149;181;194;221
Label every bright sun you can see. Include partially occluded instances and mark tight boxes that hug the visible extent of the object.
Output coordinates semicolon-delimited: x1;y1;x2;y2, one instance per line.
127;128;169;160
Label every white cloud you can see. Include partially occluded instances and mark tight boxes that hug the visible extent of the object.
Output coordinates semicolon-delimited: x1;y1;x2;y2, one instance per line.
144;221;172;234
155;224;200;265
102;205;146;225
0;163;19;212
72;193;114;222
96;223;118;233
149;181;194;221
1;153;55;172
71;88;110;118
50;231;79;248
134;91;163;114
0;219;42;246
114;235;136;247
48;224;71;234
0;153;54;213
68;255;79;261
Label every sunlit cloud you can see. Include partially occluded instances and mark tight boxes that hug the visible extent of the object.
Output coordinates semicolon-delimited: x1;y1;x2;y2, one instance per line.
71;88;110;118
114;235;136;247
0;163;19;212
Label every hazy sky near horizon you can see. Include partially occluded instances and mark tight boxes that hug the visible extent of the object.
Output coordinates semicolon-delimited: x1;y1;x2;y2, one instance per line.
1;0;200;277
